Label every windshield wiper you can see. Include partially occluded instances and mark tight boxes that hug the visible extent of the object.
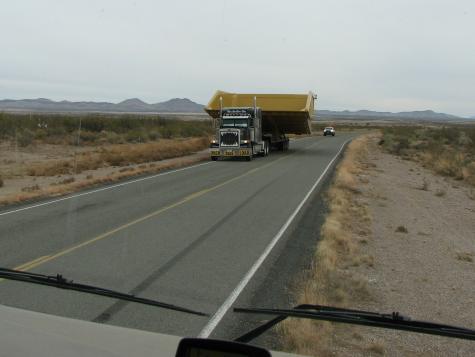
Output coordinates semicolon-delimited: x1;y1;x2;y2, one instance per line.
234;304;475;342
0;267;207;317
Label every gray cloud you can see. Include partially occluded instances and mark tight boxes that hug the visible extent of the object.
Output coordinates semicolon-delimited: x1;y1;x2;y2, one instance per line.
1;0;474;116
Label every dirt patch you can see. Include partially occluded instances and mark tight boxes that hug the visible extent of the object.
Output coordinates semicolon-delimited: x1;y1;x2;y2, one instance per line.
281;133;475;356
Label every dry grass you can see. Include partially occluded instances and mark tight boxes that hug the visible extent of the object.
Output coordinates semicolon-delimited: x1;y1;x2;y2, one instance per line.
419;177;430;191
435;188;447;197
455;252;474;263
365;342;385;355
351;254;375;268
21;184;40;192
51;177;75;186
0;154;208;207
381;126;475;187
280;134;374;356
26;137;209;176
395;225;408;233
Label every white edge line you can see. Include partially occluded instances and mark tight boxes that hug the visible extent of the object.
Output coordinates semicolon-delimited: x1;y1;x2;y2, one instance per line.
197;138;351;338
0;161;213;217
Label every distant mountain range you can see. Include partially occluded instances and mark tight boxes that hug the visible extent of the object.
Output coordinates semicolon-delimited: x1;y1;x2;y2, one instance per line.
0;97;205;113
0;97;471;121
316;109;468;121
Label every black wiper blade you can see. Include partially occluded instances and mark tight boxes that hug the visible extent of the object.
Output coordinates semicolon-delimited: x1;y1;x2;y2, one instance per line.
234;304;475;342
0;267;207;317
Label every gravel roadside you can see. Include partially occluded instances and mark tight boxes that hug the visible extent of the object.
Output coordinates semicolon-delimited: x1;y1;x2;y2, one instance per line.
345;136;475;356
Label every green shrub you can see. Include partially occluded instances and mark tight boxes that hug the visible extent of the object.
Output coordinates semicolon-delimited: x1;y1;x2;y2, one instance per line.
147;131;160;141
101;131;125;144
393;137;410;154
160;127;174;139
432;127;460;143
125;129;148;143
18;129;35;147
78;130;100;143
381;125;475;186
35;129;48;140
465;128;475;153
0;112;214;144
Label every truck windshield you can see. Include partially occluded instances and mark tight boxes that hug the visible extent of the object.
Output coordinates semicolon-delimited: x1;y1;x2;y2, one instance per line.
221;118;248;128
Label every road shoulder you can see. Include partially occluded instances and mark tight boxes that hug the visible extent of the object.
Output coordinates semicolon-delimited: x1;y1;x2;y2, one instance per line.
281;133;475;356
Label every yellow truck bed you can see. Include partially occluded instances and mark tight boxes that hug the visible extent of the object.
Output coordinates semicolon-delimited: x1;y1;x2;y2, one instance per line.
204;91;314;135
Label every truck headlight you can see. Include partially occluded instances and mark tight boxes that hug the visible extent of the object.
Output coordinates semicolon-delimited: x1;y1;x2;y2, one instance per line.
242;140;248;144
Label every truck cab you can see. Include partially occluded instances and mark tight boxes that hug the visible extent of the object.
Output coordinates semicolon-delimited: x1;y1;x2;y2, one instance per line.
210;107;268;161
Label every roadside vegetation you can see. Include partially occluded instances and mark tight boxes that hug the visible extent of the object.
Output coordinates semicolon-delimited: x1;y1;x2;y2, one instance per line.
0;112;212;178
380;125;475;186
281;134;375;356
0;112;213;205
0;112;213;146
26;137;209;176
314;122;475;186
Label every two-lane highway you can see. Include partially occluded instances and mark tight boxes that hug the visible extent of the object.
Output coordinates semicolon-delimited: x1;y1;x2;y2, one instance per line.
0;134;353;339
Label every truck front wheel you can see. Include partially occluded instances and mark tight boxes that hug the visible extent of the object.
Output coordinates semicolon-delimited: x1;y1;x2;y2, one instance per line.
279;140;289;151
262;141;269;156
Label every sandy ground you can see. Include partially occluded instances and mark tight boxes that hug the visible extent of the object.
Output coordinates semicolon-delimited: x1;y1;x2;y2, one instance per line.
341;137;475;356
0;142;95;197
0;141;93;177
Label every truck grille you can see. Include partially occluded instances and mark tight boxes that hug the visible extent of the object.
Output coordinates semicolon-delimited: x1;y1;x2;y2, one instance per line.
220;130;239;147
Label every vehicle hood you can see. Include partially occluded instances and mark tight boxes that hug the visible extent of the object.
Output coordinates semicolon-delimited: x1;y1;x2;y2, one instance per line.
0;304;298;357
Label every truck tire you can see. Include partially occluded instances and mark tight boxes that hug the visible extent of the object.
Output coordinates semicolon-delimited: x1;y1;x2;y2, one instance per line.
246;144;254;161
283;140;289;151
262;141;269;156
259;142;266;157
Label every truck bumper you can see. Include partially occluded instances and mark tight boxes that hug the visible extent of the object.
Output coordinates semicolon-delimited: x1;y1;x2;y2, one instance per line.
210;148;251;158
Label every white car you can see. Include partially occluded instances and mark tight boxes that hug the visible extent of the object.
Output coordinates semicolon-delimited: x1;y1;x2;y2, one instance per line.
323;127;335;136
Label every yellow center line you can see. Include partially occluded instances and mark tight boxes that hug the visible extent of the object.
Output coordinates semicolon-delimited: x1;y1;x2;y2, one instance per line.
0;255;52;282
15;255;51;271
10;152;296;273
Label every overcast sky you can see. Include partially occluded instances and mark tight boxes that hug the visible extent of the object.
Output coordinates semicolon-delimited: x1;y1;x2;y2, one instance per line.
1;1;474;116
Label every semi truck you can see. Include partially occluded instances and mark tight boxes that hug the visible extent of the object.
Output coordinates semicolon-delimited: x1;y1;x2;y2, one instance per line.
205;91;315;161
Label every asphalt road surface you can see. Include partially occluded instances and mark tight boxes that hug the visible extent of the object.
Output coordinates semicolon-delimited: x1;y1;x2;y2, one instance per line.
0;134;353;341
